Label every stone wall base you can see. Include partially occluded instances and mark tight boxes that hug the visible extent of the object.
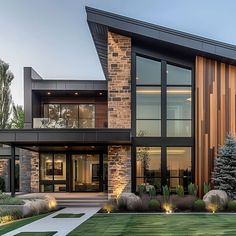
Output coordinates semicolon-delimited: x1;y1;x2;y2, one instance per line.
108;145;131;199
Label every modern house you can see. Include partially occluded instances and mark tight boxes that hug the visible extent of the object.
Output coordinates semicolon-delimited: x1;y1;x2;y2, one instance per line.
1;7;236;198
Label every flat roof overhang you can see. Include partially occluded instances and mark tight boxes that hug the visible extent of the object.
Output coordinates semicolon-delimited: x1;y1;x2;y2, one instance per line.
0;129;131;147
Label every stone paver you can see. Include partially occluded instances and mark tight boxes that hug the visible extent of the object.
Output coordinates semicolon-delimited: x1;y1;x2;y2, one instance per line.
3;207;100;236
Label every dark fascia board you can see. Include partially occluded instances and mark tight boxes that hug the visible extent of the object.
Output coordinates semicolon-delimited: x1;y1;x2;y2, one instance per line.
0;129;131;145
31;79;107;91
86;6;236;78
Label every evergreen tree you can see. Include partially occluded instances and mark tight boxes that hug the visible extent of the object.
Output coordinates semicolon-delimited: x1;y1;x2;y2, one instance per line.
0;59;14;128
212;133;236;199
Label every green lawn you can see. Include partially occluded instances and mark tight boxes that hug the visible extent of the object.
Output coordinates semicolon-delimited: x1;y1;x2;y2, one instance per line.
68;214;236;236
15;232;56;236
53;213;85;218
0;212;52;235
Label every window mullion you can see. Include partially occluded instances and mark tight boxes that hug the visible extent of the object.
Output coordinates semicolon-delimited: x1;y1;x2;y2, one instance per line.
161;60;167;137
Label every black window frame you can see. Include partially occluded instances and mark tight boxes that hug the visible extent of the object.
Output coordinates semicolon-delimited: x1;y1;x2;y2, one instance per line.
131;45;195;193
43;103;96;128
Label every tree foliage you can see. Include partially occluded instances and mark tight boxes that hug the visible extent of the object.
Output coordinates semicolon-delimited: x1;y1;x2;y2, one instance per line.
0;60;14;128
212;133;236;199
11;103;24;129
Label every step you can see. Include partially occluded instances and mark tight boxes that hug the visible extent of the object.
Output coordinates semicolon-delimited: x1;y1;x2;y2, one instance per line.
58;202;105;207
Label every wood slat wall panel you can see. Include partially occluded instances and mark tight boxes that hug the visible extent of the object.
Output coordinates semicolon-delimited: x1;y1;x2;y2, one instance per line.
195;56;236;196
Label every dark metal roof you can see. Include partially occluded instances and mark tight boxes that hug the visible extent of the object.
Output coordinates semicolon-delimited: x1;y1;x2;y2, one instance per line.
86;6;236;79
0;129;131;146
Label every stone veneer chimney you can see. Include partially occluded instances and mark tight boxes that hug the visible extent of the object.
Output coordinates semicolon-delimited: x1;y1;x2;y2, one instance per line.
107;31;132;199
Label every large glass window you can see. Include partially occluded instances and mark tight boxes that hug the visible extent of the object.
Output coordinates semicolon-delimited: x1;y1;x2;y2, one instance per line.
167;87;192;137
136;56;161;136
40;154;53;180
136;56;192;138
135;56;193;191
79;104;95;128
40;153;67;192
136;56;161;85
136;147;161;192
167;147;192;191
61;105;78;128
43;104;95;128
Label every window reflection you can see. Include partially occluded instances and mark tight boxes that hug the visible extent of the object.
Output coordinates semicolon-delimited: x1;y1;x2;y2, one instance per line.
40;154;53;180
136;56;161;85
136;147;161;192
43;104;96;128
167;147;192;191
167;64;191;85
61;105;78;128
79;104;95;128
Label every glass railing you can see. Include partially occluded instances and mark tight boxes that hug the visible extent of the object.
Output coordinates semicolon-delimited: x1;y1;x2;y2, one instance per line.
33;118;107;128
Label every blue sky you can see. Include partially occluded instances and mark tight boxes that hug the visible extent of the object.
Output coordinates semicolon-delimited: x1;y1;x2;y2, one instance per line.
1;0;236;105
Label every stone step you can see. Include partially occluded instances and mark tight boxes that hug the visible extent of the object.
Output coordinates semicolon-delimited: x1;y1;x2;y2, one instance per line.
57;199;108;203
58;202;104;207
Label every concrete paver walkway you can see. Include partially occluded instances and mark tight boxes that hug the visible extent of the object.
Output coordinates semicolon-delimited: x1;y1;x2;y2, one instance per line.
3;207;100;236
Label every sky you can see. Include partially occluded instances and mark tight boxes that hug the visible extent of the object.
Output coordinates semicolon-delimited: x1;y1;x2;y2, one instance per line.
1;0;236;106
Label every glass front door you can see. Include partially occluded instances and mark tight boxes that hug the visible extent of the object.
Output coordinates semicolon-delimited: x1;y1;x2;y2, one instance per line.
72;154;101;192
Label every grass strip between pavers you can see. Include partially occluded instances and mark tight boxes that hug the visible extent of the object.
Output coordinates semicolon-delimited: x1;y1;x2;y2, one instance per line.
53;213;85;218
0;212;52;235
14;232;57;236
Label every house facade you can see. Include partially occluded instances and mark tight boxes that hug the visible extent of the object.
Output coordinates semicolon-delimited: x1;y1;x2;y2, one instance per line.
1;7;236;198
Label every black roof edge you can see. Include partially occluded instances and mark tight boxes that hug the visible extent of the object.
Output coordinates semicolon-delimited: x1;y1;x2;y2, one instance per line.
86;6;236;51
86;6;236;77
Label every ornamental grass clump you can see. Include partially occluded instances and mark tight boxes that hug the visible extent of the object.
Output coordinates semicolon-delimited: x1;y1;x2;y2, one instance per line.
176;185;184;197
188;183;198;196
162;185;170;203
0;192;24;205
204;182;211;195
149;187;156;198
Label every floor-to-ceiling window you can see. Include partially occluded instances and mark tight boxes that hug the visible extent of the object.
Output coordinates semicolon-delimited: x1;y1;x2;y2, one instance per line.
135;54;193;192
40;153;67;192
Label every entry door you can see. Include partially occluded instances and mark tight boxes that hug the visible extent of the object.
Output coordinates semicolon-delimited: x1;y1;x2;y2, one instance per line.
72;154;100;192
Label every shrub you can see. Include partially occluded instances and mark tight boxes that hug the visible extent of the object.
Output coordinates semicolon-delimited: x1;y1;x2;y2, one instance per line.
162;185;170;203
138;185;146;196
227;201;236;212
0;177;5;192
148;199;160;211
149;187;156;198
207;194;222;213
188;183;198;196
170;195;197;211
0;208;23;224
193;199;206;211
0;192;24;205
204;182;211;195
176;185;184;197
117;197;126;211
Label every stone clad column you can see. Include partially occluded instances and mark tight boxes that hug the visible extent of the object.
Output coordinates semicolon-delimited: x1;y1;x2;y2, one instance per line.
107;31;132;199
20;149;39;193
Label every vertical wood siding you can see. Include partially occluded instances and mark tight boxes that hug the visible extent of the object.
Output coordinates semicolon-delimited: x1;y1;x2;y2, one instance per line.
195;56;236;196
